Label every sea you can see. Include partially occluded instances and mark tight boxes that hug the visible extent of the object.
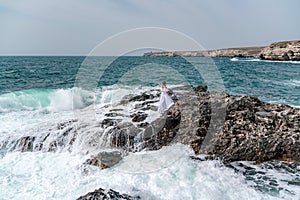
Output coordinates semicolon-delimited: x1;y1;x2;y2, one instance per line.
0;56;299;200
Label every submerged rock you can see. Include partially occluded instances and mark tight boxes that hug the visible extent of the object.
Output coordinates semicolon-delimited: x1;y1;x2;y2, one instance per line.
16;136;36;152
83;151;122;169
81;151;123;174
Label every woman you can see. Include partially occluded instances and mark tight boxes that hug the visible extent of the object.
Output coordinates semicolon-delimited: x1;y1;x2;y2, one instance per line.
158;81;174;113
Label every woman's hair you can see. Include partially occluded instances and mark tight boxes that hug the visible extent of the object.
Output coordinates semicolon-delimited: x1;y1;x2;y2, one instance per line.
162;81;166;85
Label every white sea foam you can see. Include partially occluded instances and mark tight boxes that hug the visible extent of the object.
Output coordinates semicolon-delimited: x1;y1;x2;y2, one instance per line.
0;85;299;200
0;145;286;200
0;88;94;113
230;57;239;61
229;58;300;64
284;79;300;87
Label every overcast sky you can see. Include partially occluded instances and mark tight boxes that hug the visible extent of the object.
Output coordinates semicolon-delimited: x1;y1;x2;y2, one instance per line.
0;0;299;55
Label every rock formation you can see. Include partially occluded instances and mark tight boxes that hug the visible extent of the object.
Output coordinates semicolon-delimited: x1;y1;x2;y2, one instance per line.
5;86;299;164
77;188;140;200
259;40;300;61
144;40;300;61
76;85;299;199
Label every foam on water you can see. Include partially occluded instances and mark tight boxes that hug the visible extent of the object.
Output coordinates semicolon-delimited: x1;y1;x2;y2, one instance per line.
284;79;300;87
230;58;300;64
0;88;94;113
230;57;239;62
0;145;285;200
0;85;299;199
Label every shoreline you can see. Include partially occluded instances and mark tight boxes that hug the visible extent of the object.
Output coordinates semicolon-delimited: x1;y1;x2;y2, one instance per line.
144;40;300;61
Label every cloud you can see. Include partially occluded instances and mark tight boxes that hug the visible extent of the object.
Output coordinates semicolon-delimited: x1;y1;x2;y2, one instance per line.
0;0;299;55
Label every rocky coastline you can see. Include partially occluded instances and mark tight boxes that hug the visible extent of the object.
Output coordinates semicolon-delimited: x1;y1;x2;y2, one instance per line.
105;85;300;164
3;85;299;199
76;85;299;199
144;40;300;61
5;85;299;164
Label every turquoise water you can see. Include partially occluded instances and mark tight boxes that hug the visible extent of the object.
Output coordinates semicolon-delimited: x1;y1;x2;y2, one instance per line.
1;56;299;107
0;56;299;199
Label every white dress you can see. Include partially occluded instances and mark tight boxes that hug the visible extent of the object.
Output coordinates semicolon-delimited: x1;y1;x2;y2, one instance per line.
159;87;174;113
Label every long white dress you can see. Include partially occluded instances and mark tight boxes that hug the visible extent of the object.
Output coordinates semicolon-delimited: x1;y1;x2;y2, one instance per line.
159;87;174;113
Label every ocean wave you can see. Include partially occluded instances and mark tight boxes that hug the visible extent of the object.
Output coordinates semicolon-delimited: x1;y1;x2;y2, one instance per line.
230;57;239;61
0;145;298;199
229;58;300;64
284;79;300;87
0;88;95;113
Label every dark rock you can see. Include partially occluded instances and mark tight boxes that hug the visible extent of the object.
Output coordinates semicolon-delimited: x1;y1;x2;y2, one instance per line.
194;85;207;93
137;122;149;128
101;118;121;128
10;85;299;164
83;151;122;169
130;112;147;122
16;136;36;152
77;188;140;200
105;113;125;117
110;122;142;149
57;119;78;130
129;92;154;102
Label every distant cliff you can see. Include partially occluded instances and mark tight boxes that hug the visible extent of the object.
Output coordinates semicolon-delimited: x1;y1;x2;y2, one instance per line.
259;40;300;61
144;40;300;61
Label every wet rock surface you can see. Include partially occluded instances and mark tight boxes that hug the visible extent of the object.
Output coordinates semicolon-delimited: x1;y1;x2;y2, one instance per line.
77;188;140;200
114;85;300;163
3;85;299;164
83;151;122;169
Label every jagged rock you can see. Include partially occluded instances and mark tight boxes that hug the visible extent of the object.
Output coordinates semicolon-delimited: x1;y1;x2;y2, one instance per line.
83;151;122;169
101;118;121;128
77;188;140;200
129;92;154;102
6;85;299;164
130;112;148;122
105;113;125;117
192;90;300;163
57;119;78;130
137;122;149;128
142;101;181;150
119;85;299;163
110;122;142;149
16;136;36;152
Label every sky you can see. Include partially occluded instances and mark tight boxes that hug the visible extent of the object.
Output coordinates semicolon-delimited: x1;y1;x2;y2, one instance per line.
0;0;299;55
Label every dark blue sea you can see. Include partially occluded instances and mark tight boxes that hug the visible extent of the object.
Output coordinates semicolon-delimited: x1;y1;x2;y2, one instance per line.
0;56;299;199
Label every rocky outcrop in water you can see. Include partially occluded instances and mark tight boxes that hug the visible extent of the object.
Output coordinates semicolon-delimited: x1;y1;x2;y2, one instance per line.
82;151;122;170
199;92;300;163
3;86;299;164
144;40;300;61
96;85;300;163
77;188;140;200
